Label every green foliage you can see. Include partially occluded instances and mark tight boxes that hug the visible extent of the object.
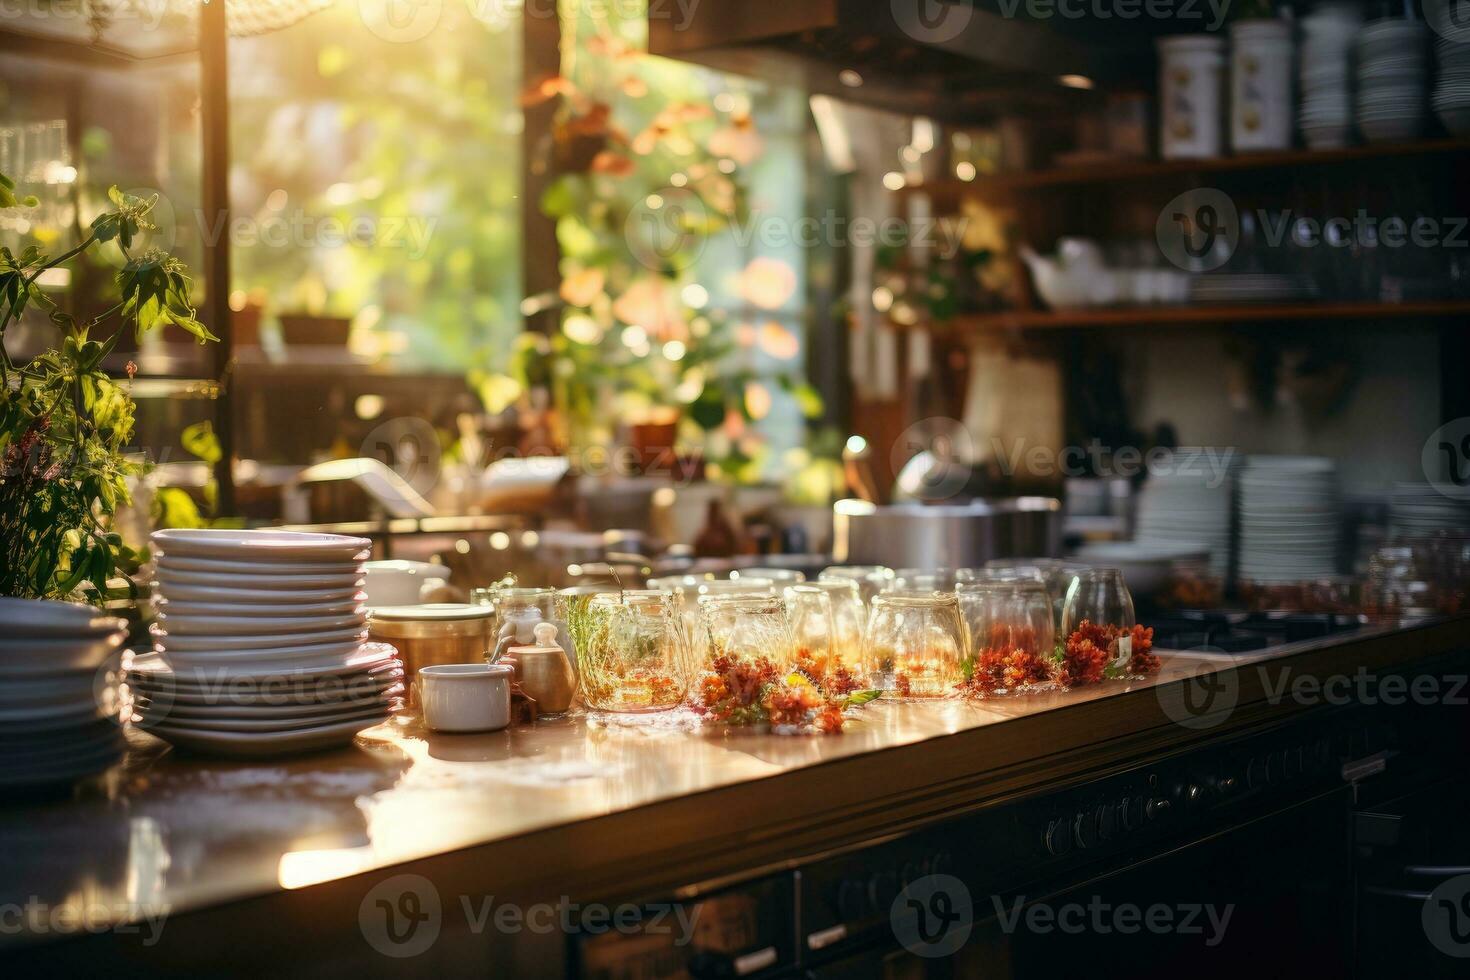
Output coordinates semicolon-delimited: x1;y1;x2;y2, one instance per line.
0;178;215;601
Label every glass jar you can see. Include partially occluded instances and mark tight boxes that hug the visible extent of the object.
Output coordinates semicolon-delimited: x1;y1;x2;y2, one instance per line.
891;568;961;592
956;580;1056;695
736;567;806;584
1059;567;1146;685
819;565;894;605
490;587;573;668
784;581;870;689
698;594;794;673
864;593;968;699
575;590;691;713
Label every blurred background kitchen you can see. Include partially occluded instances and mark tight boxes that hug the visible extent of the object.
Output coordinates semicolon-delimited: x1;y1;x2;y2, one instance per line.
3;0;1468;626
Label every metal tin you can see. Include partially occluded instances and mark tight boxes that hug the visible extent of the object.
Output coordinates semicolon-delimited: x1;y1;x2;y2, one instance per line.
832;498;1062;569
369;603;496;702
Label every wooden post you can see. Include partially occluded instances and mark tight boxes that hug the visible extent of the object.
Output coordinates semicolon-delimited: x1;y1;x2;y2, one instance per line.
199;0;235;514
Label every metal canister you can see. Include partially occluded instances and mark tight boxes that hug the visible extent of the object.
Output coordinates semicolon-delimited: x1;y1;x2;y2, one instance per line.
368;603;496;704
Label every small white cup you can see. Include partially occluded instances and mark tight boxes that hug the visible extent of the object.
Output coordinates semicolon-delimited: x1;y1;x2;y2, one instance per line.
418;663;512;733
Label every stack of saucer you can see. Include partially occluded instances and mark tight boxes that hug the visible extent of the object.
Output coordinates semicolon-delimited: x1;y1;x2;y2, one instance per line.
1299;4;1361;148
0;598;128;789
1134;447;1240;579
126;645;404;757
1388;482;1470;537
1434;36;1470;136
1355;19;1429;143
141;529;402;756
1237;456;1342;583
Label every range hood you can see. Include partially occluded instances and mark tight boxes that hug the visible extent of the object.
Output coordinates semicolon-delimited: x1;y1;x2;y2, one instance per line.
648;0;1154;120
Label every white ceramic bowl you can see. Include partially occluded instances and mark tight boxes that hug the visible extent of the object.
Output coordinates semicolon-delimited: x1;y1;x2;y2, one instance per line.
361;560;452;608
418;663;512;733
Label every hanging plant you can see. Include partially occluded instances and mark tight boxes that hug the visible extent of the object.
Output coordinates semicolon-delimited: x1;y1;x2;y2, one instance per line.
0;179;216;602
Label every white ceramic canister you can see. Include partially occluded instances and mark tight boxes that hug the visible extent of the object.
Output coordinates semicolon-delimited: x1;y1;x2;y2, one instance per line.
1231;19;1296;152
1158;34;1228;160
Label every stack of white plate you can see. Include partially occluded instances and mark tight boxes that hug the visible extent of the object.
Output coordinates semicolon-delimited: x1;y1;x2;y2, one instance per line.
1356;19;1429;143
1238;456;1342;583
126;645;404;757
0;598;128;789
1300;4;1362;148
1433;36;1470;135
1388;482;1470;537
142;529;402;756
1134;447;1240;579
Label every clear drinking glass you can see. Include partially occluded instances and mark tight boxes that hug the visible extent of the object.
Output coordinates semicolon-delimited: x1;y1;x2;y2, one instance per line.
864;593;968;698
957;579;1056;694
784;581;871;687
819;565;895;605
575;590;692;713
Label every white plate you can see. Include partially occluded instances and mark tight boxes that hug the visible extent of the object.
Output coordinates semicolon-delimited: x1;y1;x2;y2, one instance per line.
129;644;400;683
151;528;372;562
156;555;365;577
0;597;125;639
144;714;390;757
155;569;366;591
154;596;367;618
155;610;368;637
0;634;125;673
158;650;380;677
139;701;393;733
136;684;402;720
153;583;366;606
129;672;402;709
152;625;368;653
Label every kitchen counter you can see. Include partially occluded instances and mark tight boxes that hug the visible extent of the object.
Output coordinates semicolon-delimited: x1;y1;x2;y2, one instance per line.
3;616;1465;969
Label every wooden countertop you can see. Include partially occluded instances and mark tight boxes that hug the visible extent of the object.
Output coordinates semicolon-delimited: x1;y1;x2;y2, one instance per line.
2;617;1464;957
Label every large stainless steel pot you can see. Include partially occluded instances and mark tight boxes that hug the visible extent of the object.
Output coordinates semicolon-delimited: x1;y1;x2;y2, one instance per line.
832;497;1062;568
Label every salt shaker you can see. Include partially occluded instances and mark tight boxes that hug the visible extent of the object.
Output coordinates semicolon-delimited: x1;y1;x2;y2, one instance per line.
507;622;577;717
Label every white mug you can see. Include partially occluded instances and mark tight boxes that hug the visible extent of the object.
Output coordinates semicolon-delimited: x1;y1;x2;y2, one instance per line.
418;663;512;733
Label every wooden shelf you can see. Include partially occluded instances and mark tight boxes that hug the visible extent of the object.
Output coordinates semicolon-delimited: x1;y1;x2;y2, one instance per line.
934;300;1470;332
906;138;1470;200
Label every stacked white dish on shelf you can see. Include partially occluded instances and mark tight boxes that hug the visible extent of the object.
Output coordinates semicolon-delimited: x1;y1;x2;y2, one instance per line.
0;598;128;788
1237;456;1342;583
136;529;403;756
1355;18;1429;143
1433;35;1470;136
1388;482;1470;537
1298;3;1361;149
1134;447;1239;579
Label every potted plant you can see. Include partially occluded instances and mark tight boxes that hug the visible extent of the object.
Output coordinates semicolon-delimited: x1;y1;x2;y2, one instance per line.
0;175;216;602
